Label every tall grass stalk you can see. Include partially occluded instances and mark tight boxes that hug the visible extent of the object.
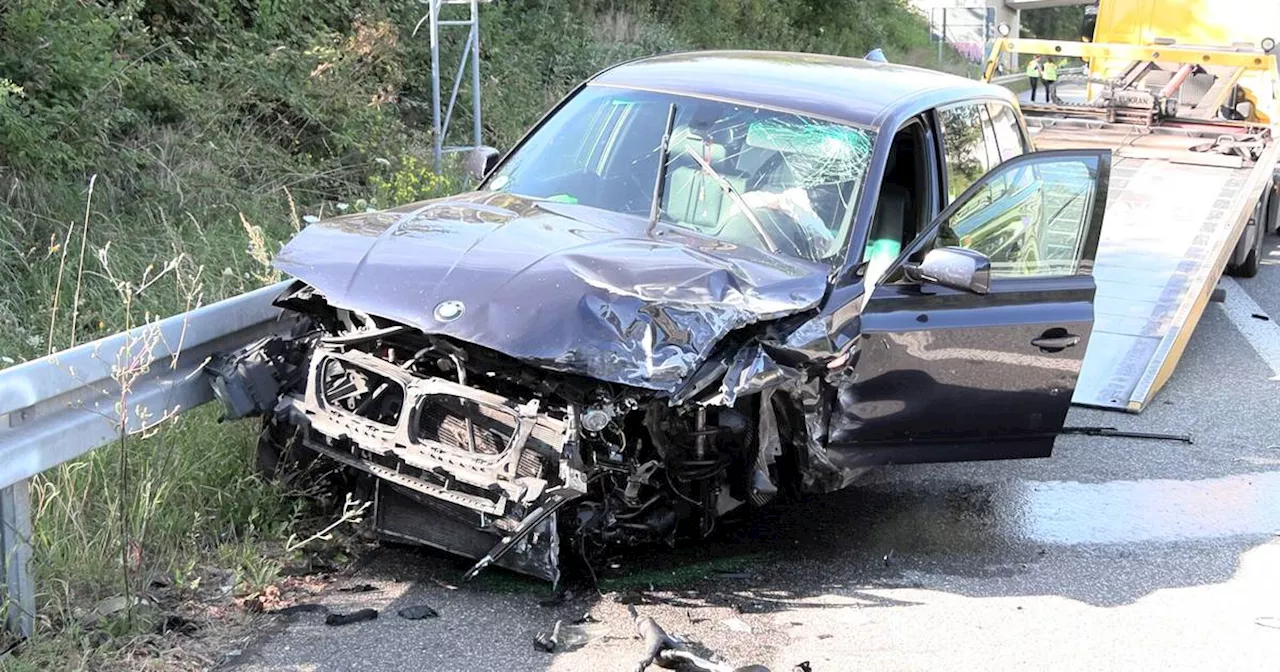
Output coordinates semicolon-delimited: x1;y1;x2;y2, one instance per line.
67;175;96;351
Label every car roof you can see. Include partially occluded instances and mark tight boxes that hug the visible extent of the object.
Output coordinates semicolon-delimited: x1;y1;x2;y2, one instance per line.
591;50;1013;129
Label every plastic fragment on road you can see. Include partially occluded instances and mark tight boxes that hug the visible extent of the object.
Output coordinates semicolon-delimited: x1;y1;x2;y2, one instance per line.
630;605;770;672
397;604;440;620
324;608;378;626
532;617;608;654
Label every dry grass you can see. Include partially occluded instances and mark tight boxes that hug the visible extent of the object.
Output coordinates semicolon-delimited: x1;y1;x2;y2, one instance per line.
0;178;366;671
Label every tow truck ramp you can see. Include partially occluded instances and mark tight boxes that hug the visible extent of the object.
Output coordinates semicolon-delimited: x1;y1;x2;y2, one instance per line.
1037;126;1279;411
988;38;1280;412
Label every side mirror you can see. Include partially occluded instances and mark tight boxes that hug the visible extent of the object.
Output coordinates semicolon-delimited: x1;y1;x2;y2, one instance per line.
905;247;991;294
465;146;501;183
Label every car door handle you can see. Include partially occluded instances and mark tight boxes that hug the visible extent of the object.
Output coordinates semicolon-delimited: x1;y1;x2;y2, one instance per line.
1031;334;1081;351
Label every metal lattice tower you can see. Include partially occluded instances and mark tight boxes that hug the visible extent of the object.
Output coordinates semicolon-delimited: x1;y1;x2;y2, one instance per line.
414;0;488;172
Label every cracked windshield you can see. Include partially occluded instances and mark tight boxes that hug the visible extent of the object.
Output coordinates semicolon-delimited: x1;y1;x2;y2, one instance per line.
485;85;875;263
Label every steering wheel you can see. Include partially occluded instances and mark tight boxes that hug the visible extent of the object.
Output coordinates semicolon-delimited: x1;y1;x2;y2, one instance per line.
750;208;828;261
748;152;788;191
742;154;833;260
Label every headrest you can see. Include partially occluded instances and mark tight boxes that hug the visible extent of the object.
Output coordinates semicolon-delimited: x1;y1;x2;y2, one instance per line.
668;129;727;164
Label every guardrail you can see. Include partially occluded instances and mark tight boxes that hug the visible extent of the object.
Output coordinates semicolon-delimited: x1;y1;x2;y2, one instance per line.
0;281;292;638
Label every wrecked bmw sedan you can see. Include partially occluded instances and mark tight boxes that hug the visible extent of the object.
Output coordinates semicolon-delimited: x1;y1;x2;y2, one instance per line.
208;52;1112;584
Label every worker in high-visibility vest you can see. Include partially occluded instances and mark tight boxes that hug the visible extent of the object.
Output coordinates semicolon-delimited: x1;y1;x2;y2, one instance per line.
1026;55;1043;102
1043;58;1060;104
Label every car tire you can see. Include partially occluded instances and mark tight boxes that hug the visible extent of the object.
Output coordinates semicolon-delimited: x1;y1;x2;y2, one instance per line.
1267;177;1280;235
1231;193;1268;278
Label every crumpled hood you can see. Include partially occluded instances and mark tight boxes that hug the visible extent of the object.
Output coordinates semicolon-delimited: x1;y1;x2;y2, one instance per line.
273;191;829;393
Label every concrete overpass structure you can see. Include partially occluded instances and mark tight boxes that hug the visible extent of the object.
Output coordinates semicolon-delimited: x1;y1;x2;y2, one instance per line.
909;0;1092;63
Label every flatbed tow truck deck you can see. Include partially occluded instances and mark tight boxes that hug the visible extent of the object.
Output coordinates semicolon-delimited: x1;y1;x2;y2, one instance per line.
986;38;1280;412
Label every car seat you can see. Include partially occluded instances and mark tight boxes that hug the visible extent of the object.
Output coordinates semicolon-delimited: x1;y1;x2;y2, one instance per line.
663;130;746;230
865;184;909;263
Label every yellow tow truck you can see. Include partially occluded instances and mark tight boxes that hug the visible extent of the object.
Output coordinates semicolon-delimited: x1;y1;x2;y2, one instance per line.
985;0;1280;412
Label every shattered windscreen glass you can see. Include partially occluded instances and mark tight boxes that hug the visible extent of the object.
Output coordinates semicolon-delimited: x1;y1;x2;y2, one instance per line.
486;85;875;263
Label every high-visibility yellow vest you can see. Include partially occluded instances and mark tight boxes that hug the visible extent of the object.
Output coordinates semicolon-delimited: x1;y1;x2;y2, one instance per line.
1043;61;1059;81
1026;61;1041;78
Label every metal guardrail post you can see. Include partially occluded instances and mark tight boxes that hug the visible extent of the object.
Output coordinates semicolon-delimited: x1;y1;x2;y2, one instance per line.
1;479;35;639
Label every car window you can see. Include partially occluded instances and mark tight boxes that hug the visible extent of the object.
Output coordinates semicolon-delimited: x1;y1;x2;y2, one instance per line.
979;106;1003;172
987;103;1028;163
488;85;877;263
937;103;994;202
937;154;1100;278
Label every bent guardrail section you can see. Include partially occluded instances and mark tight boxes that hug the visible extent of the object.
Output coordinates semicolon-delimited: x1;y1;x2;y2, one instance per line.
0;281;291;639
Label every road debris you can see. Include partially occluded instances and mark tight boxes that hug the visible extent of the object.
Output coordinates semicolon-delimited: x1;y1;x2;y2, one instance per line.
532;624;559;654
721;617;753;634
324;609;378;626
533;616;608;654
631;605;683;671
337;583;378;593
630;605;769;672
397;604;440;620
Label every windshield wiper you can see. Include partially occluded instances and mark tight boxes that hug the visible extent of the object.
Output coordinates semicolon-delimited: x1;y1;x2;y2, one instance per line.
648;103;678;233
681;147;779;254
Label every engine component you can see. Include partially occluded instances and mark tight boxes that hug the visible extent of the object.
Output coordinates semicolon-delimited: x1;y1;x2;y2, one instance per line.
207;336;288;420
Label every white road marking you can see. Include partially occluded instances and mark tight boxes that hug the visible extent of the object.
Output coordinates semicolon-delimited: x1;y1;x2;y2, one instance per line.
1218;276;1280;380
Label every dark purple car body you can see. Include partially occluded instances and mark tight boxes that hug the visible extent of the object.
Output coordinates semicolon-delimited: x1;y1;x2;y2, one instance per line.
209;51;1111;583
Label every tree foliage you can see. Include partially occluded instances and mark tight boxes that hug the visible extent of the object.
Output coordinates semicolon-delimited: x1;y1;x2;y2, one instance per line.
1020;5;1091;41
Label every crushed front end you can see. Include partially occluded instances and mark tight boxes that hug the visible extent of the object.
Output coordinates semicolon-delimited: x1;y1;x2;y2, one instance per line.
208;284;780;585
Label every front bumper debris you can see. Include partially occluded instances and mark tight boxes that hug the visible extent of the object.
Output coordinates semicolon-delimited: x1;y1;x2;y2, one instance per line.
211;339;586;584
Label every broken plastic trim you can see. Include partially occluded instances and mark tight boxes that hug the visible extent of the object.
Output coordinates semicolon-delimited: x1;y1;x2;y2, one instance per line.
462;487;586;583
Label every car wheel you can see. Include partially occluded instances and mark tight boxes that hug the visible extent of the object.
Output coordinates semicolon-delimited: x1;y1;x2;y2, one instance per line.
1231;193;1268;278
1267;177;1280;235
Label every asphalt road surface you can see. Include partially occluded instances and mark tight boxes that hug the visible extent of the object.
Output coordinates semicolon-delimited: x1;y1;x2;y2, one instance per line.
225;237;1280;672
1020;79;1089;106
